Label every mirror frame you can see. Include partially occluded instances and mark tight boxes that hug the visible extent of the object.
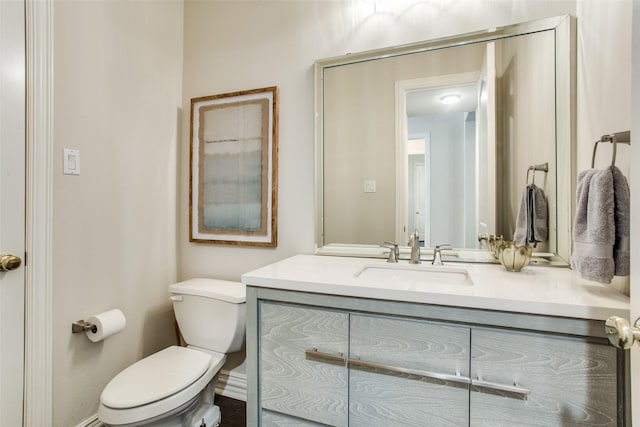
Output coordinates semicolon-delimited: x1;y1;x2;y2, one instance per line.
314;15;575;264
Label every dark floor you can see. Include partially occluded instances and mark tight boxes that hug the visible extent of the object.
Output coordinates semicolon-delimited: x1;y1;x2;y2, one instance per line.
217;395;246;427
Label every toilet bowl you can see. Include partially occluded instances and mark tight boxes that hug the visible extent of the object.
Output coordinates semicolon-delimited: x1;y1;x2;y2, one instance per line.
97;279;246;427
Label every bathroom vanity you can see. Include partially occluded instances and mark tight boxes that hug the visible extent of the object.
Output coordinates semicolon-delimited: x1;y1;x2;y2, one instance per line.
242;255;630;426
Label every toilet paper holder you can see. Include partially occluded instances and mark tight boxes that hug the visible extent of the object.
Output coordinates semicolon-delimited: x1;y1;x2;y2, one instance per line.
71;320;97;334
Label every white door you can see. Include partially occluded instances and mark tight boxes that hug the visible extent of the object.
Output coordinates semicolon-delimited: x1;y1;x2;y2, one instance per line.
609;2;640;421
0;0;26;425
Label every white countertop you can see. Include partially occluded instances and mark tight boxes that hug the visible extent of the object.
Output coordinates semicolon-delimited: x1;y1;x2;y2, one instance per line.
241;254;630;321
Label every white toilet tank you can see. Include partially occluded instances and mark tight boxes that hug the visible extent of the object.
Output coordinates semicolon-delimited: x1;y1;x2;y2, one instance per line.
169;278;246;353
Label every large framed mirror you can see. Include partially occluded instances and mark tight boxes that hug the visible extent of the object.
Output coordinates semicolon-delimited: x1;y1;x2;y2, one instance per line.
315;15;575;264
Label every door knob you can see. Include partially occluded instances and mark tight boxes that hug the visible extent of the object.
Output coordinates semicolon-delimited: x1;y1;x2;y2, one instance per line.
605;316;640;349
0;254;22;272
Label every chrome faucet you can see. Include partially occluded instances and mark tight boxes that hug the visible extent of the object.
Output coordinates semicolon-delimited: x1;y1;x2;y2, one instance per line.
432;243;453;265
408;229;421;264
382;241;399;263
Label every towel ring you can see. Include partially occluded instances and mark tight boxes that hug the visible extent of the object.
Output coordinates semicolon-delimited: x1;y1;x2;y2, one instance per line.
526;162;549;185
591;130;631;168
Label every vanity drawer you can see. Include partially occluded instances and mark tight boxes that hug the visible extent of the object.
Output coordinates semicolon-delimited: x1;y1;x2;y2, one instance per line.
259;302;349;426
261;409;328;426
349;314;470;426
469;328;618;426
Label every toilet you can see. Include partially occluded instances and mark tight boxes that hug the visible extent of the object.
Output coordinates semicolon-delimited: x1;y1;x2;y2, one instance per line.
97;278;246;427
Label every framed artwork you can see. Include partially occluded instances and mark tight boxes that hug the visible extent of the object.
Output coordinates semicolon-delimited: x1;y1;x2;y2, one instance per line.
189;86;278;246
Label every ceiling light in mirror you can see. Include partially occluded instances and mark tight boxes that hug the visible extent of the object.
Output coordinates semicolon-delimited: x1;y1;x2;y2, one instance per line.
440;94;461;105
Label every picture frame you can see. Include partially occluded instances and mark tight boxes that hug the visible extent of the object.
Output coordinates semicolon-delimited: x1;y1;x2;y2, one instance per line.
189;86;278;246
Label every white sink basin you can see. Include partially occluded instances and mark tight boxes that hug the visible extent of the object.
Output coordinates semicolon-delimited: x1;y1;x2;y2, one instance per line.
355;264;473;286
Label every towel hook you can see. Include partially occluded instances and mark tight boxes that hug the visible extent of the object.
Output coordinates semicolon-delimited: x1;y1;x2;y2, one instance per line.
591;130;631;168
526;162;549;186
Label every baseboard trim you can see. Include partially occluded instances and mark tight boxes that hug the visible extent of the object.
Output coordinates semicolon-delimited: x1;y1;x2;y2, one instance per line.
215;369;247;402
76;415;103;427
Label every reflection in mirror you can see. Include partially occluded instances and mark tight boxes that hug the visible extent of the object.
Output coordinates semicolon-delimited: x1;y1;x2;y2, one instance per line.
401;77;486;250
316;16;574;264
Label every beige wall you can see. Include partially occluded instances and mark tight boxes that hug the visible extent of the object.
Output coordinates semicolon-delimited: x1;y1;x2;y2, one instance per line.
576;0;632;174
48;0;633;425
52;1;183;425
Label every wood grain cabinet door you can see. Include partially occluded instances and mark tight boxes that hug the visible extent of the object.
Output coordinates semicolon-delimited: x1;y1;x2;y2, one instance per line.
349;314;471;427
260;302;349;426
470;328;618;426
261;410;330;426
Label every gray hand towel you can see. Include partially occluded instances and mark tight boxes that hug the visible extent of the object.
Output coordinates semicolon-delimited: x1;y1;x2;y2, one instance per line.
571;168;615;283
612;166;630;276
513;184;548;247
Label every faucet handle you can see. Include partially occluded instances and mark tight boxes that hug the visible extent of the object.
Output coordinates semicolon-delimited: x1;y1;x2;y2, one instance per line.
432;243;453;265
435;243;453;250
382;242;399;263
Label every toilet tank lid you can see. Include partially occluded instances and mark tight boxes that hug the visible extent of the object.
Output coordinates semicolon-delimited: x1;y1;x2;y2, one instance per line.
169;278;246;303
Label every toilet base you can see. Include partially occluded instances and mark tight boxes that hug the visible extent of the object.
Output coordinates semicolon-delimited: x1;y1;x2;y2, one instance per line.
103;400;221;427
101;376;222;427
190;404;221;427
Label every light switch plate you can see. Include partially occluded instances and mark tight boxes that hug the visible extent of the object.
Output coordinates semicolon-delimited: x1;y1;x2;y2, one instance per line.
364;180;376;193
63;148;80;175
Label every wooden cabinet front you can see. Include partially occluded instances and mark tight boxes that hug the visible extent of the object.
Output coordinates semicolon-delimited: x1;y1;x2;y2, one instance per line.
252;291;625;427
349;314;470;426
470;328;618;426
260;302;349;426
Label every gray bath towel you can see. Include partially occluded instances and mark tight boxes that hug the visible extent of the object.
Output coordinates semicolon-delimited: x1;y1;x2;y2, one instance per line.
513;184;548;247
571;168;615;283
612;166;630;276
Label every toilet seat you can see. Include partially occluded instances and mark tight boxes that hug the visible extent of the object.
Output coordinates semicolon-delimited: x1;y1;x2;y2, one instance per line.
98;346;226;426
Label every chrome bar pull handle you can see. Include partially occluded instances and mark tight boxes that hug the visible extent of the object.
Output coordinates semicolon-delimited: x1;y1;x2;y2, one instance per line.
304;348;346;364
471;378;530;395
347;357;471;385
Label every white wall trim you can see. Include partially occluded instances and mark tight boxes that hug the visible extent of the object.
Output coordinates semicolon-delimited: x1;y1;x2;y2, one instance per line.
215;369;247;402
76;416;103;427
24;0;54;425
394;72;480;244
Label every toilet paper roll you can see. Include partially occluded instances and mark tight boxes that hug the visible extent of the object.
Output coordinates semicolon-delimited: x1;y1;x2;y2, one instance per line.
85;309;126;342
